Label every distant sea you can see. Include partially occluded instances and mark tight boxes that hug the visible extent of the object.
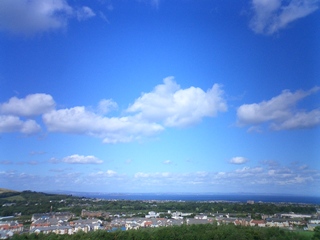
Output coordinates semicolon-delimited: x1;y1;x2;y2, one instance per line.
69;192;320;204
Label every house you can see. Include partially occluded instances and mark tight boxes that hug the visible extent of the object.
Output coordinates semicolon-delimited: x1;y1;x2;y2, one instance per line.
265;218;289;228
250;220;266;227
234;218;251;227
81;209;110;218
0;221;24;233
145;211;159;218
310;219;320;224
187;219;210;225
125;222;140;230
2;203;16;207
194;214;207;220
171;211;183;219
31;212;73;221
280;213;312;219
307;223;320;231
0;230;13;239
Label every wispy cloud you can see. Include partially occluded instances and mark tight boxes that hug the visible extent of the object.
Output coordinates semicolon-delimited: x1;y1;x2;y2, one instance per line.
163;160;172;164
62;154;104;164
132;163;320;191
1;161;319;193
249;0;319;35
229;157;249;165
0;160;13;165
76;6;95;21
89;170;117;177
29;151;46;156
97;99;118;115
237;86;320;131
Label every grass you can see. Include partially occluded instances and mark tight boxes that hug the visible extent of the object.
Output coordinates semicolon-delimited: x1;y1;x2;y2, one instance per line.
3;195;26;201
0;188;18;194
296;230;314;238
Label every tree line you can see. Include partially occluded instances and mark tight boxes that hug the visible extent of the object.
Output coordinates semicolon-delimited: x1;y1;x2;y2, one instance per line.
10;224;320;240
1;191;317;219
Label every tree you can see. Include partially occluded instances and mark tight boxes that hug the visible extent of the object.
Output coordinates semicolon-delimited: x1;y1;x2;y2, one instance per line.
313;226;320;240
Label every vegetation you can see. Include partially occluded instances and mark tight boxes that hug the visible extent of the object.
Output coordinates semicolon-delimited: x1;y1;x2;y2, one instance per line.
313;226;320;240
9;223;315;240
1;190;317;218
0;190;80;217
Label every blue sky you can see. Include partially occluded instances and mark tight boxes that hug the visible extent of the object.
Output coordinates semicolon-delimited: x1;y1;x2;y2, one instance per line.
0;0;319;196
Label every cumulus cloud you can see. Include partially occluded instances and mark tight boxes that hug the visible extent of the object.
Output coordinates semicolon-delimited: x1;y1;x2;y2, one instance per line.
0;93;55;117
62;154;103;164
229;157;249;164
0;0;97;35
249;0;319;35
43;106;164;143
127;77;227;127
237;86;320;131
1;77;226;143
0;0;72;34
42;77;225;143
0;115;41;134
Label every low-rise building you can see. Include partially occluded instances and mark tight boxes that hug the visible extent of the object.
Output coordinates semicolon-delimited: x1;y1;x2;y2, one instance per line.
0;221;24;233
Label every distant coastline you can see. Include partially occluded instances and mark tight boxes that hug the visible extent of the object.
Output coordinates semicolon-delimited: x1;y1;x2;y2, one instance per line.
54;192;320;204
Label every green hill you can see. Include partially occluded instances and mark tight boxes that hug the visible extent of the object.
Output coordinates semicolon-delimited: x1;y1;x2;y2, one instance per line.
0;188;19;194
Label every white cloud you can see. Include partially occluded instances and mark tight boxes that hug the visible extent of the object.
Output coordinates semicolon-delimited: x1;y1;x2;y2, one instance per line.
127;77;227;127
270;109;320;130
249;0;319;35
131;163;319;190
0;93;55;117
0;0;98;35
98;99;118;115
62;154;103;164
76;6;96;21
163;160;172;164
1;162;319;193
89;170;117;177
43;106;164;143
237;87;320;131
1;77;225;143
229;157;249;164
0;115;41;134
0;0;73;34
42;77;225;143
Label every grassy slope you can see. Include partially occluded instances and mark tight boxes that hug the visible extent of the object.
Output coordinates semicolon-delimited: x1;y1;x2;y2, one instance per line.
0;188;19;194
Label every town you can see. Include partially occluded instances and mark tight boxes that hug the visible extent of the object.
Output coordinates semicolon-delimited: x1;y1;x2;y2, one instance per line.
0;191;320;239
